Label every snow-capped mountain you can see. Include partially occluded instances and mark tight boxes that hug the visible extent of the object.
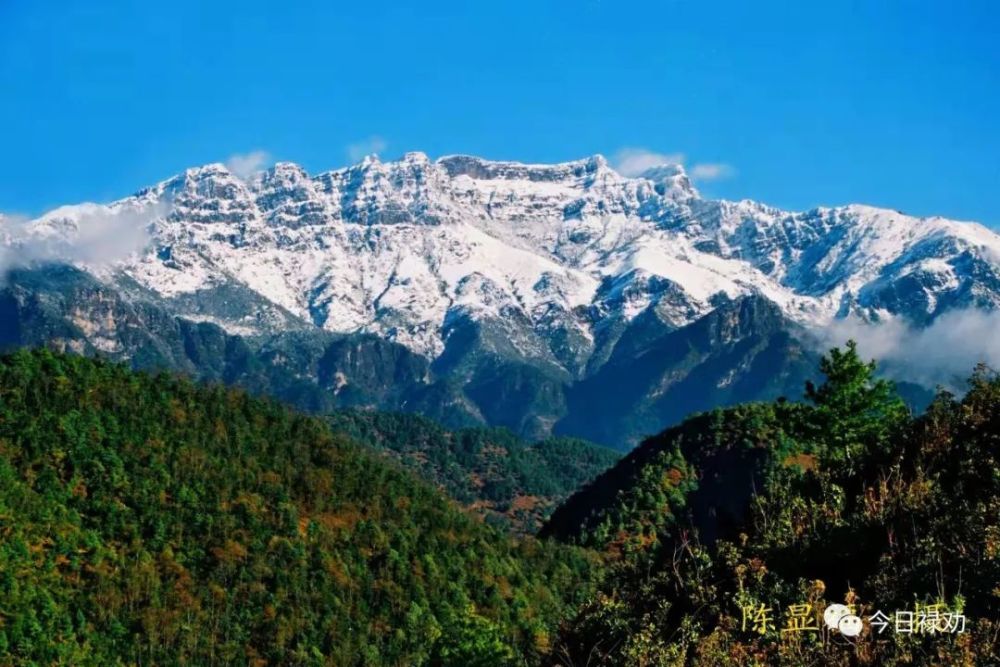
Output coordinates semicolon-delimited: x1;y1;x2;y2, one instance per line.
4;152;1000;447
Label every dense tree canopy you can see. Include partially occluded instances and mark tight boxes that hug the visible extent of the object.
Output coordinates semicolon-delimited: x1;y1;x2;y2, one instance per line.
328;410;619;533
4;343;1000;666
0;349;599;666
546;343;1000;666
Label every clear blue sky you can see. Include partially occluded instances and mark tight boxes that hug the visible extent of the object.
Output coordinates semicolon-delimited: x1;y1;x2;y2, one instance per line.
2;1;998;225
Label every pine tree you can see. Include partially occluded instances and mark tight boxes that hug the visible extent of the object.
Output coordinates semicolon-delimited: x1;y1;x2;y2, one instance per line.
805;340;908;467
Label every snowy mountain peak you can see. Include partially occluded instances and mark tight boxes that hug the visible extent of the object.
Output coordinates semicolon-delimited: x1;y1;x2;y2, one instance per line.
7;153;1000;369
402;151;432;163
638;163;697;199
268;161;310;178
436;153;612;184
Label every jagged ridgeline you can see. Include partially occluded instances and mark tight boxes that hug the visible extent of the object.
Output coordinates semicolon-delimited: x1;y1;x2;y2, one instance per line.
0;350;601;666
6;153;999;450
542;344;1000;666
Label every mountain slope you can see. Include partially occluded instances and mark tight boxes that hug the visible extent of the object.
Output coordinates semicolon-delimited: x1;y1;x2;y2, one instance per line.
0;349;600;666
3;153;999;447
328;410;620;533
0;265;483;413
542;346;1000;666
555;294;816;446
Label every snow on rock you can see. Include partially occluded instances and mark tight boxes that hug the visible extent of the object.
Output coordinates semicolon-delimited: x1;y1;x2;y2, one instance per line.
6;153;1000;367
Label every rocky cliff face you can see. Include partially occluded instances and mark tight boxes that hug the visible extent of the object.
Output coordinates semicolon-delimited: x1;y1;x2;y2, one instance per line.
1;153;994;447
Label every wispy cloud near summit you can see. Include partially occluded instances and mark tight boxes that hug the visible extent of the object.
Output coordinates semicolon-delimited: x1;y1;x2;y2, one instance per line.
690;163;735;181
612;147;734;182
346;136;388;162
0;203;165;280
612;148;685;177
225;150;272;179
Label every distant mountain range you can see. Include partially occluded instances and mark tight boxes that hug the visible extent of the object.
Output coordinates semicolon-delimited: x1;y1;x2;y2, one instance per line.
3;153;999;448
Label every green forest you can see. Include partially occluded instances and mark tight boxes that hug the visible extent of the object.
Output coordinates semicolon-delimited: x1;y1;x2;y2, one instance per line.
0;350;599;666
327;411;619;533
543;343;1000;665
2;345;1000;665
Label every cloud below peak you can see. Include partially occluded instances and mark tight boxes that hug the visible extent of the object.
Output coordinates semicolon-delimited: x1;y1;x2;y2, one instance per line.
0;203;166;280
815;309;1000;392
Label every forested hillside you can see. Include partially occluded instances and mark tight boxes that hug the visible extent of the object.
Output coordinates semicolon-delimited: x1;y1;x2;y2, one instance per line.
0;350;600;666
544;343;1000;666
328;411;619;533
4;344;1000;666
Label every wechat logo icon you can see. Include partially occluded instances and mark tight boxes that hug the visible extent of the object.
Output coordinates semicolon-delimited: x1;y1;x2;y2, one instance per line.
823;604;851;629
838;614;863;637
824;603;863;637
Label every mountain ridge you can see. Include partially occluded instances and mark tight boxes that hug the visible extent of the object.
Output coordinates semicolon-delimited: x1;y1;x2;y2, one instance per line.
2;152;997;447
17;152;1000;361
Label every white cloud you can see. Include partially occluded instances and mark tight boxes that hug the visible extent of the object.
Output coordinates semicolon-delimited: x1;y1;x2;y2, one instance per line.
225;150;272;180
346;136;388;162
612;148;735;182
690;162;735;181
0;202;165;279
612;147;685;177
815;309;1000;391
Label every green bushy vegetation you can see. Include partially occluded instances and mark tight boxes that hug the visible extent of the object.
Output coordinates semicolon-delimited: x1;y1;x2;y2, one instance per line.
0;349;600;666
545;342;1000;665
327;411;619;533
4;342;1000;666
